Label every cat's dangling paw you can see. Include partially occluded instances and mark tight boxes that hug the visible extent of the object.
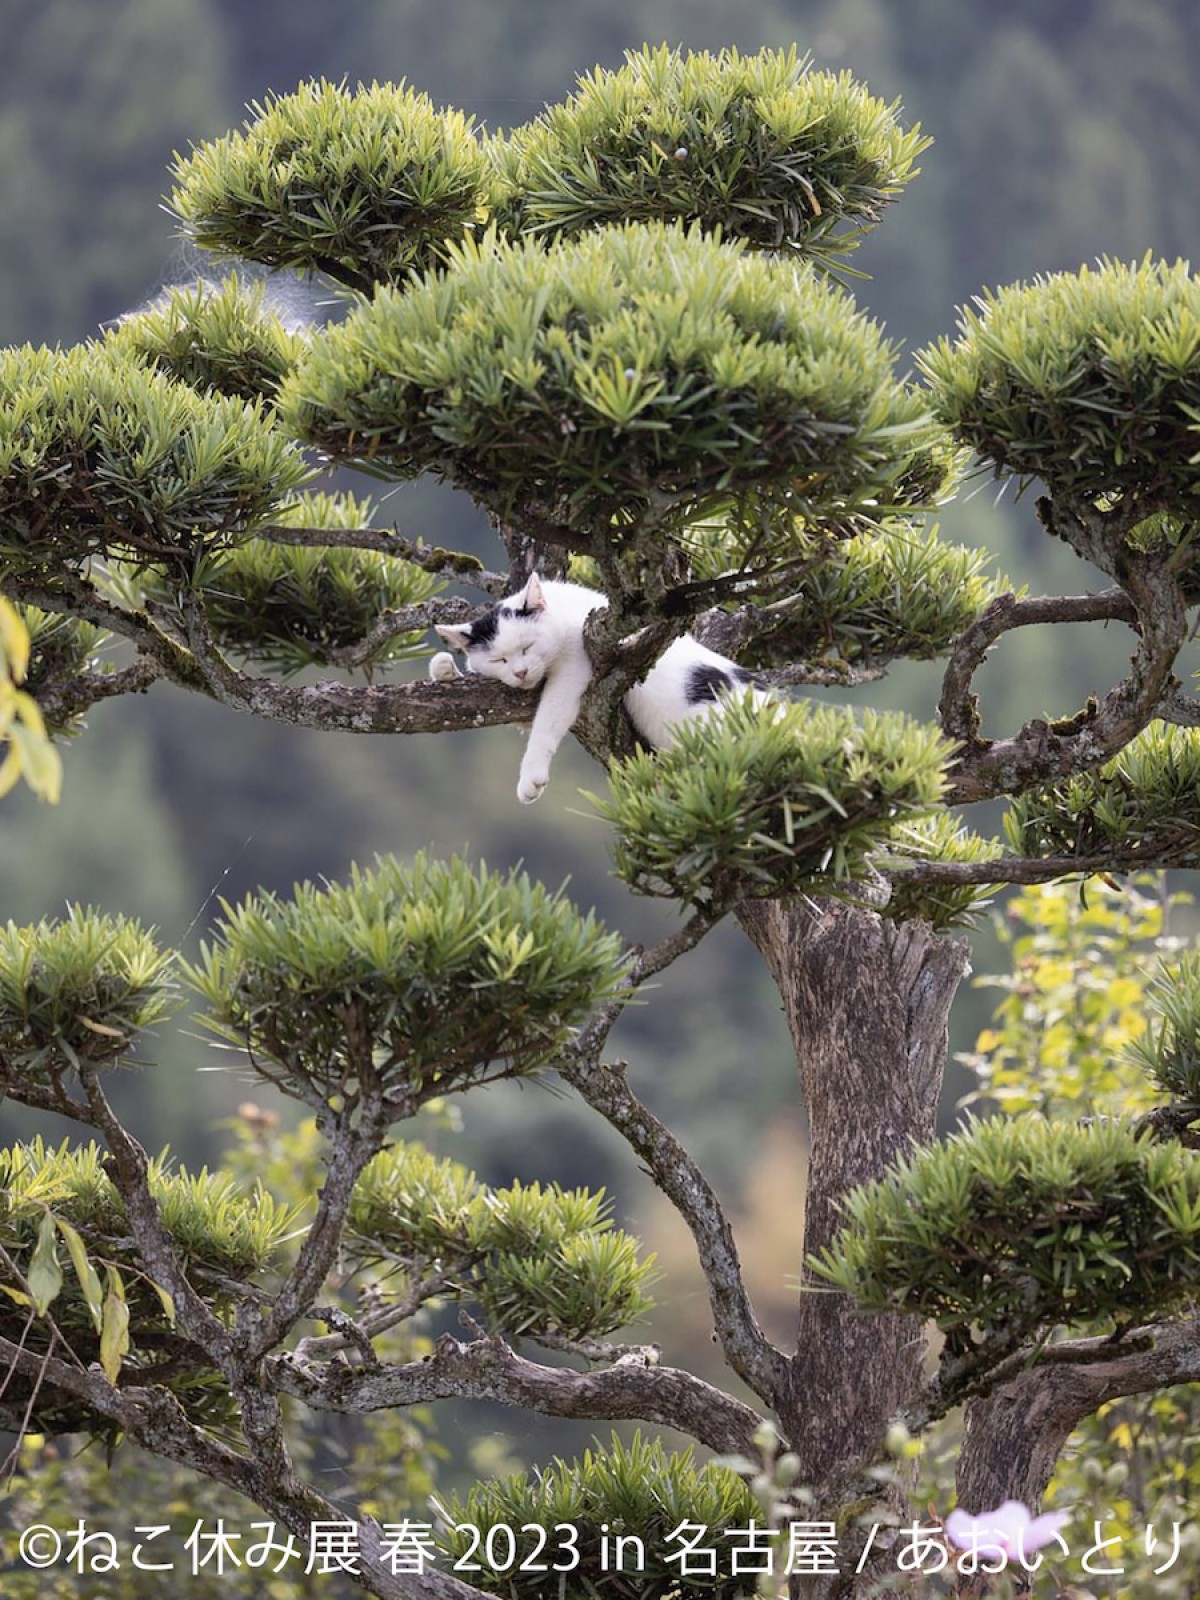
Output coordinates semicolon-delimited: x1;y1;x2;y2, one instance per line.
517;764;550;804
429;651;461;683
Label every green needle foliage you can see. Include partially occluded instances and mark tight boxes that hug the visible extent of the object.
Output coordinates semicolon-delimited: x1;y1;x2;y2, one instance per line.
0;906;177;1085
494;43;930;264
813;1118;1200;1346
105;274;310;405
747;521;1006;667
596;696;950;908
348;1145;655;1339
185;541;436;675
0;343;312;574
16;604;110;728
879;812;1004;930
438;1432;761;1600
280;222;945;543
0;1137;293;1438
113;493;442;676
169;79;493;292
1124;949;1200;1102
1005;722;1200;863
919;256;1200;511
182;853;627;1108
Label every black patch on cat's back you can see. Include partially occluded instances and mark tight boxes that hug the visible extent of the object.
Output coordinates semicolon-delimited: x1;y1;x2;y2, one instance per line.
685;663;761;706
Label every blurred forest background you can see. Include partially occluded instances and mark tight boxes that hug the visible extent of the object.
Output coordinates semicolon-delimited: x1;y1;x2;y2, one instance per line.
4;0;1200;1378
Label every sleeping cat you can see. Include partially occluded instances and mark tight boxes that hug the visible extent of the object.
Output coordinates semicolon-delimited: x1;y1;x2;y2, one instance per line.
429;573;761;803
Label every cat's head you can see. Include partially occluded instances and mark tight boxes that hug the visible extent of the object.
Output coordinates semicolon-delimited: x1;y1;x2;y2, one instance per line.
435;573;557;690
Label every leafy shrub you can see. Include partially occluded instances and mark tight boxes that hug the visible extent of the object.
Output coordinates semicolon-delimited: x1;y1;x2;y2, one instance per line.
814;1118;1200;1346
282;221;946;543
183;853;627;1109
596;696;949;909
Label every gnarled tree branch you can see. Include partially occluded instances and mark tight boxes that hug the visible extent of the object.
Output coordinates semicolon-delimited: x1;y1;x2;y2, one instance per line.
556;1053;789;1410
943;531;1191;804
274;1327;767;1456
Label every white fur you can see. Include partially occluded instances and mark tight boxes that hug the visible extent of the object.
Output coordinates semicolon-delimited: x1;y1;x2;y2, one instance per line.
431;574;761;803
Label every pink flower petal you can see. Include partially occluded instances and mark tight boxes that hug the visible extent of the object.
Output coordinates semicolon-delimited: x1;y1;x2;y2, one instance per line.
944;1501;1067;1561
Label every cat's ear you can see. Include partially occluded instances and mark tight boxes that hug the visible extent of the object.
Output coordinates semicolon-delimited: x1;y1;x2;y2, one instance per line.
435;622;473;651
516;572;547;614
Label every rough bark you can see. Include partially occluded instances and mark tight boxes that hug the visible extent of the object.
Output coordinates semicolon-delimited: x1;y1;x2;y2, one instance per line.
954;1312;1200;1579
274;1330;765;1456
738;898;970;1596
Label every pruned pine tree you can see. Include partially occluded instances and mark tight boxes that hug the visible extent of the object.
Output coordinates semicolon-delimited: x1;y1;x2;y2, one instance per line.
6;42;1200;1600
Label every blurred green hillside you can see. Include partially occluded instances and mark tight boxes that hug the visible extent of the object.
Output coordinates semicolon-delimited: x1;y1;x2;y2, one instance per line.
4;0;1200;1231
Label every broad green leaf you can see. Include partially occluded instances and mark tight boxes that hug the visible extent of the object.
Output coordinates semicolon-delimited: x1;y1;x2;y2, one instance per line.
99;1267;131;1384
54;1215;105;1333
27;1211;63;1315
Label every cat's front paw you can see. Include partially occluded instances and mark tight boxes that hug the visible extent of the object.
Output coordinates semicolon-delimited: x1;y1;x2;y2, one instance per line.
429;651;461;683
517;765;550;804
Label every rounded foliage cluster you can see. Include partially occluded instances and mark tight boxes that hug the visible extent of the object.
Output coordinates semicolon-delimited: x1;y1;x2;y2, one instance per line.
282;222;941;539
169;79;493;291
105;275;309;405
183;853;627;1109
744;521;1004;668
596;696;950;908
348;1145;654;1339
814;1118;1200;1342
919;257;1200;512
0;907;177;1087
495;44;929;262
439;1433;759;1600
0;344;311;573
1005;722;1200;866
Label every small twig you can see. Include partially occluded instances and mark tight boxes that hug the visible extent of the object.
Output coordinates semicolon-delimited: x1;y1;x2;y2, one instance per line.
295;1268;450;1359
530;1330;662;1366
323;598;472;670
32;656;165;725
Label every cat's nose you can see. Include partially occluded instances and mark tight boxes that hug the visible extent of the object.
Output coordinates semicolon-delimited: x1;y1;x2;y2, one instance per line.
513;666;528;681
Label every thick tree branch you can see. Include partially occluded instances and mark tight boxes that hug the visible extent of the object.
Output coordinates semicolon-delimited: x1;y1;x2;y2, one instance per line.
954;1312;1200;1524
183;612;535;734
943;550;1190;804
273;1328;767;1456
76;1064;235;1367
556;1053;789;1409
0;1333;487;1600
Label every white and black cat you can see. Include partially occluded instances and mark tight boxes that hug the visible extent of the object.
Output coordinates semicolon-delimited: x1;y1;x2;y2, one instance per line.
430;573;761;803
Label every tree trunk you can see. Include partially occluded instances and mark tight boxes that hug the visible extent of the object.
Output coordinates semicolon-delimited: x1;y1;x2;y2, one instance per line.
739;898;970;1597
